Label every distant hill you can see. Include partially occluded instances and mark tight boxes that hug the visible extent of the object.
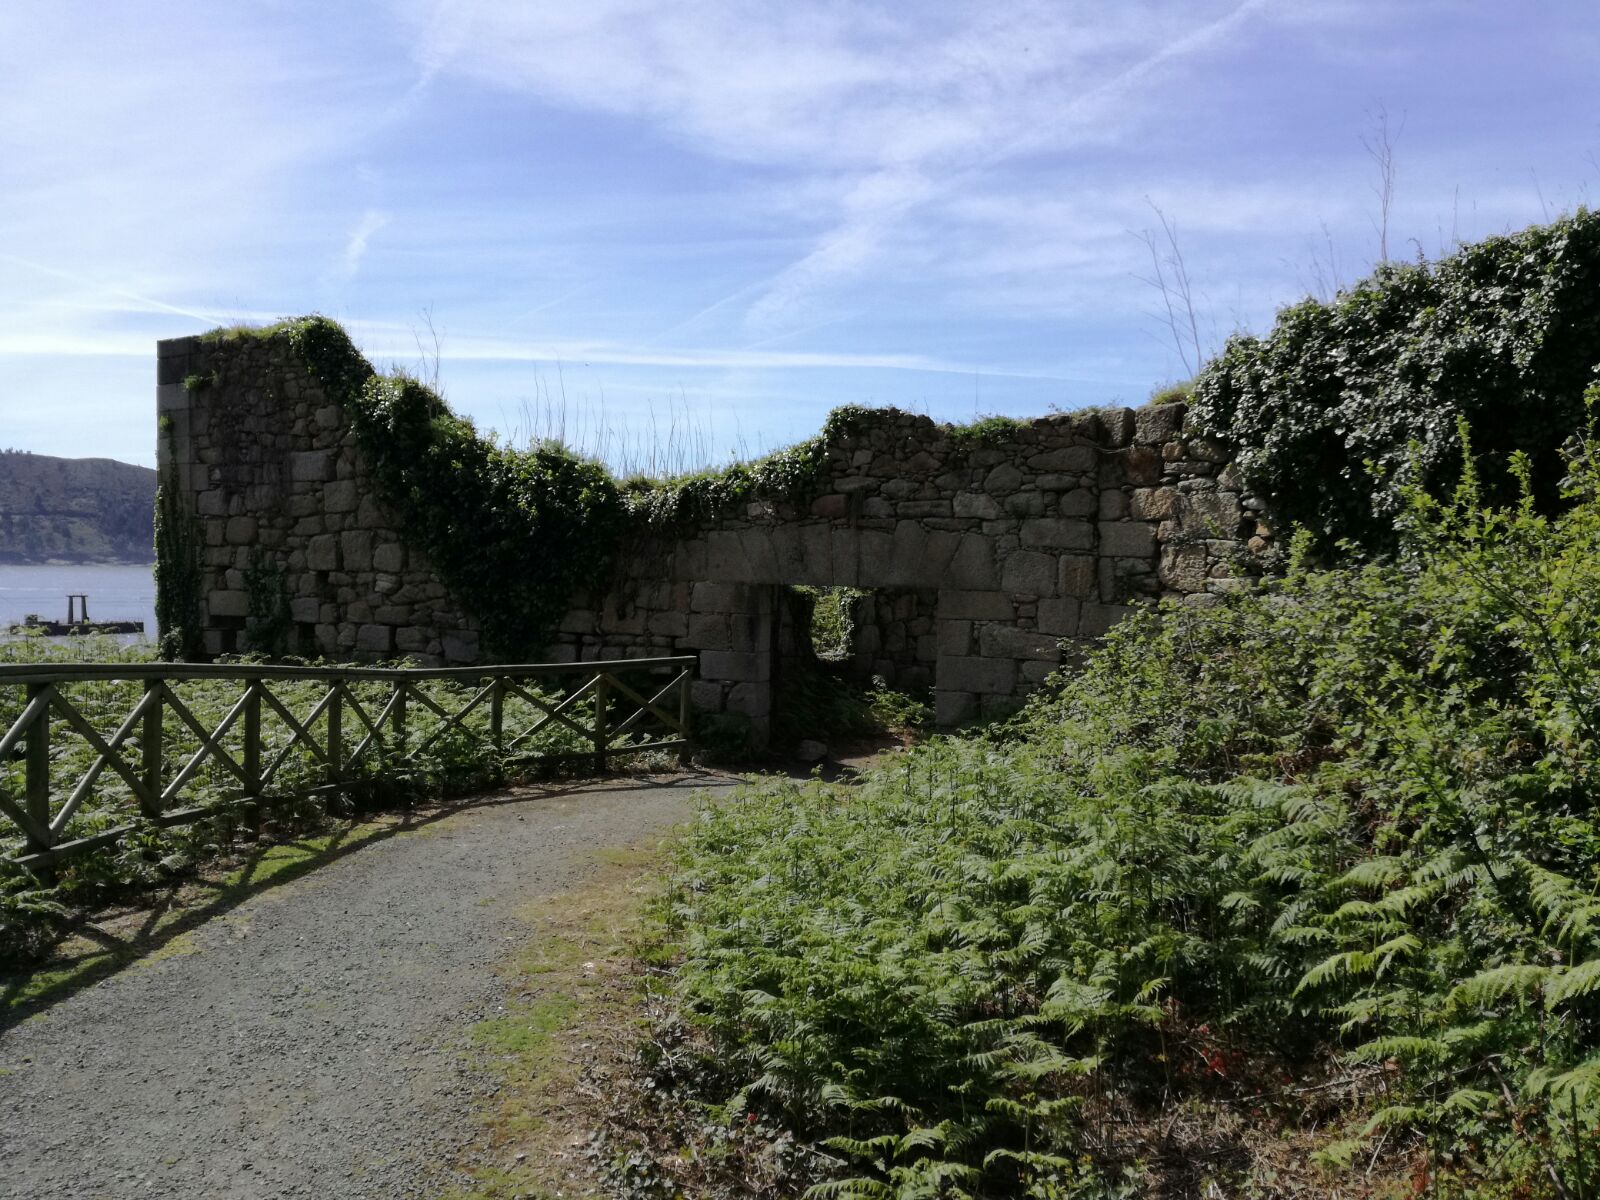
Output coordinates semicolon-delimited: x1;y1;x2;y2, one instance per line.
0;450;156;564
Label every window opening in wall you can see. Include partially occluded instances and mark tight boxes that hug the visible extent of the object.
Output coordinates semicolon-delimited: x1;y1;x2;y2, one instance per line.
797;585;864;662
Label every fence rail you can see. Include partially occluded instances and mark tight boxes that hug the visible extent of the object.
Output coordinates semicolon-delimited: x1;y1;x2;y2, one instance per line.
0;656;695;870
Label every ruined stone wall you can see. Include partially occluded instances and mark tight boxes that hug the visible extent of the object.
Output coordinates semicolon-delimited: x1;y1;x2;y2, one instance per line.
157;334;483;663
158;333;1272;735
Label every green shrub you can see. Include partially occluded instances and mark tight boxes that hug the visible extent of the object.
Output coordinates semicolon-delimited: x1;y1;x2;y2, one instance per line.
653;409;1600;1197
1191;209;1600;554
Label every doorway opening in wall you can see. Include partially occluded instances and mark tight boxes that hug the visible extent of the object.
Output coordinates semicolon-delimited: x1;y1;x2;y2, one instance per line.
770;585;934;753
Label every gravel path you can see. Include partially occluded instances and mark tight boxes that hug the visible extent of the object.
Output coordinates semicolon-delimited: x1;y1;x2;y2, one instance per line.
0;773;732;1200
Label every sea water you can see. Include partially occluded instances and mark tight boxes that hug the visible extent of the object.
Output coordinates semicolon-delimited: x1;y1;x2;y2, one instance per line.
0;563;157;642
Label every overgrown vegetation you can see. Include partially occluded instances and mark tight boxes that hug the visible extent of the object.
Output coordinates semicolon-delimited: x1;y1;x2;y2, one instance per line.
229;318;884;656
1191;209;1600;554
277;317;625;656
646;411;1600;1197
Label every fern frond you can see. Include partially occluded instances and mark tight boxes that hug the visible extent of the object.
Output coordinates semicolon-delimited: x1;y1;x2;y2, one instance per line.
1447;963;1550;1010
1545;956;1600;1007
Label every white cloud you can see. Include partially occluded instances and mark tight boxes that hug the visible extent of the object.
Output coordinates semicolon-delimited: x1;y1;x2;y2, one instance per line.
0;307;1070;383
338;210;392;280
397;0;1284;331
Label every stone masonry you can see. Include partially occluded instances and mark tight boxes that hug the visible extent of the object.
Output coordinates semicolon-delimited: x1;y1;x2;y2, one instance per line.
157;331;1272;739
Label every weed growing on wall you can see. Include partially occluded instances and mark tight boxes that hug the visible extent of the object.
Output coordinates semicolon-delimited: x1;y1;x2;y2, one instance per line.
619;406;875;529
648;405;1600;1197
1191;210;1600;554
941;413;1028;451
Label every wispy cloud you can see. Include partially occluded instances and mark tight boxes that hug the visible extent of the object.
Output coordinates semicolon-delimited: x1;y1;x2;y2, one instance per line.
400;1;1283;332
4;0;1595;465
0;308;1077;383
337;209;392;280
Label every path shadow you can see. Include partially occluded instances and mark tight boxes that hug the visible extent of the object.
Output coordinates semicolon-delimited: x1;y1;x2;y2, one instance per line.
0;767;735;1035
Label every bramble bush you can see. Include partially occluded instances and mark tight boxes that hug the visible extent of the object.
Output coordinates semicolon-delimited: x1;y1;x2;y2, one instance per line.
652;406;1600;1197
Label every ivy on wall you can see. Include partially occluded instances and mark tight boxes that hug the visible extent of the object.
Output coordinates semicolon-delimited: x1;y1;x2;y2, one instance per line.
270;318;871;656
202;318;1028;658
277;318;623;656
1190;210;1600;554
243;549;291;657
153;418;203;661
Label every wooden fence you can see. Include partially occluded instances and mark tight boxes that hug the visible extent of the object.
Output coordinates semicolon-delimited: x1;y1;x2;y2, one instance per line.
0;656;695;870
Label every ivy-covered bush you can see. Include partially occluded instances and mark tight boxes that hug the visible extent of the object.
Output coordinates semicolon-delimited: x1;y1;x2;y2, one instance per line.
1191;210;1600;553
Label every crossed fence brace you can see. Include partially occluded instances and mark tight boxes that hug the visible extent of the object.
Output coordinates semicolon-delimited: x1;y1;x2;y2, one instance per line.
0;657;695;870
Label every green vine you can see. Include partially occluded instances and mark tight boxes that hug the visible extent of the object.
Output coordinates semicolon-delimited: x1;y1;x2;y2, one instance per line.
243;550;291;656
209;319;1031;657
153;417;203;660
281;317;624;657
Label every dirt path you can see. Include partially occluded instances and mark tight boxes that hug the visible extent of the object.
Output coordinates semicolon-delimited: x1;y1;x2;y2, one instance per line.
0;772;735;1200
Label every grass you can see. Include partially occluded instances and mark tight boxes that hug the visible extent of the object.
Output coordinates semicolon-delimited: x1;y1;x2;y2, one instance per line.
471;994;579;1059
438;839;675;1200
1148;379;1194;405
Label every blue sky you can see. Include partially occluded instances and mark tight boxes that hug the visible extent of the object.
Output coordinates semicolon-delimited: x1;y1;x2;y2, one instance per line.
2;1;1596;470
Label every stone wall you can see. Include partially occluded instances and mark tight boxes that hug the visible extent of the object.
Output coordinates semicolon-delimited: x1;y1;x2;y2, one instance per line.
843;588;938;689
157;333;483;664
157;331;1272;737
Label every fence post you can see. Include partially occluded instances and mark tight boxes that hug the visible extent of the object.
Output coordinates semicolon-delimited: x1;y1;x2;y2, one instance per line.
23;683;50;852
141;680;163;818
491;678;505;760
393;680;408;759
327;682;343;781
677;668;692;764
592;673;609;774
242;682;262;835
